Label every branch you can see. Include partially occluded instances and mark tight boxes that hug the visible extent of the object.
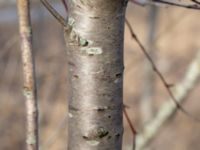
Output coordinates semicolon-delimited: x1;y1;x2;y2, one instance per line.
17;0;39;149
40;0;67;27
152;0;200;10
124;108;137;150
136;50;200;150
61;0;68;13
125;18;200;122
130;0;200;10
193;0;200;5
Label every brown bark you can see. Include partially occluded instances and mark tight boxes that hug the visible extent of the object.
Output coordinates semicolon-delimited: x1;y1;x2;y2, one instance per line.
64;0;128;149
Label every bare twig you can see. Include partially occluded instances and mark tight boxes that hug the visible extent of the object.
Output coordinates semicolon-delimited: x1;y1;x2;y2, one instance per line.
130;0;200;10
124;108;137;150
136;50;200;150
152;0;200;10
61;0;68;13
17;0;39;149
192;0;200;5
125;18;200;122
40;0;67;27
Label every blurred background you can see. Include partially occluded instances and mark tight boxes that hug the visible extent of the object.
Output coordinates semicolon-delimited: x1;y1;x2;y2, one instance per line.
1;0;200;150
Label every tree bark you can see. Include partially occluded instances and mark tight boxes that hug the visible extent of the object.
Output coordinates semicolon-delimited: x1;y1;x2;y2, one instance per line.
17;0;39;150
65;0;128;149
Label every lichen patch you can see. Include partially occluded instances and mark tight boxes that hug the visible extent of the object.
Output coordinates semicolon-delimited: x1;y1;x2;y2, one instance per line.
86;140;100;146
81;47;103;55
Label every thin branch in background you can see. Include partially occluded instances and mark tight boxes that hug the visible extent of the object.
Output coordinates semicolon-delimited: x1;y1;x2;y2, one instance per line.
17;0;39;149
40;0;67;27
125;18;200;122
0;36;17;59
61;0;68;13
40;115;67;150
136;50;200;150
140;5;159;124
152;0;200;10
192;0;200;5
124;108;137;150
130;0;200;10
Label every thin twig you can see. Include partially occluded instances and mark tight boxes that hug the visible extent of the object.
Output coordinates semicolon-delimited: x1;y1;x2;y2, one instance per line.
61;0;68;13
40;0;67;27
130;0;200;10
124;108;137;150
17;0;39;149
152;0;200;10
125;18;200;122
192;0;200;5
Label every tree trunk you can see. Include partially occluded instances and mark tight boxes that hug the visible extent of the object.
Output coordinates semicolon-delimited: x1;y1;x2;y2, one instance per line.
65;0;128;149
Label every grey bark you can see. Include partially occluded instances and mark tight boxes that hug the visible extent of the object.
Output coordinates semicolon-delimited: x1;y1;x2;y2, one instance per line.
64;0;128;149
17;0;39;149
